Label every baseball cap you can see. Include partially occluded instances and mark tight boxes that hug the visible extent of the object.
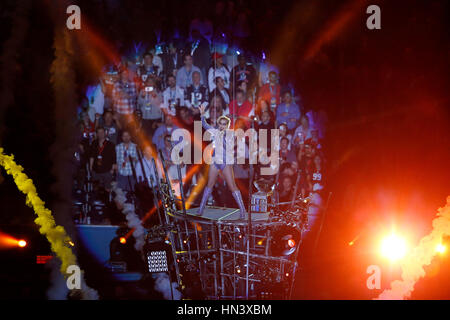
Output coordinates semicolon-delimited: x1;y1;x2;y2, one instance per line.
211;52;224;60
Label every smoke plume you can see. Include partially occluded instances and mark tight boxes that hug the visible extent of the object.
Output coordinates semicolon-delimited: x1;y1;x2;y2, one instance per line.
152;272;182;300
46;258;69;300
0;148;98;299
112;182;146;251
376;196;450;300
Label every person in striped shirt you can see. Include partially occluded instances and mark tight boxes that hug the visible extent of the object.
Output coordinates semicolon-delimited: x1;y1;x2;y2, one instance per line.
115;130;138;192
112;68;137;118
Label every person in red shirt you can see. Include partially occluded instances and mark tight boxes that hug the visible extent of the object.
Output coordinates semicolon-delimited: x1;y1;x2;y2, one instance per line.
228;89;254;129
258;71;280;113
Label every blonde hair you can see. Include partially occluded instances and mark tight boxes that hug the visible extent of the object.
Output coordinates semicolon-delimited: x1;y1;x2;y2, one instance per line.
217;115;231;128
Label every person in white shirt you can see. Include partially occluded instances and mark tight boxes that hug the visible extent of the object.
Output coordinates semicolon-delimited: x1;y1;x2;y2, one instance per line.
162;74;185;116
134;146;163;188
208;52;230;92
149;48;163;77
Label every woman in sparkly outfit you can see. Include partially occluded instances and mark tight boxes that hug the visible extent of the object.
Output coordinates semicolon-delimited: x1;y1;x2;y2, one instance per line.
196;105;246;219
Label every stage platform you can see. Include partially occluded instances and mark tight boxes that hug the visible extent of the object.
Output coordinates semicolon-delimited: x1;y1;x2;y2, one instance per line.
174;206;271;225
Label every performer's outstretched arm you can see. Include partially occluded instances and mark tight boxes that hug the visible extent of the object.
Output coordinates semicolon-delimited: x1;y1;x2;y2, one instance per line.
199;105;213;130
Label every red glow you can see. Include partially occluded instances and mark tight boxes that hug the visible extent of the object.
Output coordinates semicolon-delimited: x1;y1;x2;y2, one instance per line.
36;255;53;264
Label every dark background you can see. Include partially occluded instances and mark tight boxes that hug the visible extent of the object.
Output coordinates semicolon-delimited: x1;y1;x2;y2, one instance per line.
0;0;449;299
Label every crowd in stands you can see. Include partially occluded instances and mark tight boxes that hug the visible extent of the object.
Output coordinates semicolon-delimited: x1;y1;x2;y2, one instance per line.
74;16;326;225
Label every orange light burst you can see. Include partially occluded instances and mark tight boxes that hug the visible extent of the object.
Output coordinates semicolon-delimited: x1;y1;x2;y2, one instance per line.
376;197;450;300
17;240;27;248
119;237;127;244
435;243;446;254
380;233;408;262
0;232;20;248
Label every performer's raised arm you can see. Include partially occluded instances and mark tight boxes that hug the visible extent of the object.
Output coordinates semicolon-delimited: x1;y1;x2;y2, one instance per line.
199;105;212;130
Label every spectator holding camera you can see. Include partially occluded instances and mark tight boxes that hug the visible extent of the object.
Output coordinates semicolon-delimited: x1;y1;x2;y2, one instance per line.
137;77;163;136
293;115;312;147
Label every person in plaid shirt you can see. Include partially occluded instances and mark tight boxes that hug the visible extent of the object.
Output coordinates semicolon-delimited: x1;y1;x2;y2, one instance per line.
115;129;138;191
112;68;137;117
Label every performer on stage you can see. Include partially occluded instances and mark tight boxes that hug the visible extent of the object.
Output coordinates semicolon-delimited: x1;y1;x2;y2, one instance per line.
196;105;247;219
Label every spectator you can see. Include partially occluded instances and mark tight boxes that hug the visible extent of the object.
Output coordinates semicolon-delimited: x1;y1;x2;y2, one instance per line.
309;129;323;150
206;95;226;126
258;52;280;86
278;175;293;203
100;70;118;111
255;97;270;119
148;48;164;77
278;123;292;149
131;109;144;140
184;71;209;114
228;89;254;128
115;130;138;192
293;115;312;147
256;109;275;149
162;41;183;78
210;76;231;108
177;106;195;130
137;52;160;84
176;54;203;90
112;68;137;118
276;91;301;131
137;77;163;136
279;137;296;164
297;142;315;180
162;74;185;116
308;153;323;193
77;112;95;175
231;54;256;92
258;71;280;113
208;52;230;92
98;110;121;145
79;111;96;144
152;116;179;151
135;145;161;188
89;127;117;192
